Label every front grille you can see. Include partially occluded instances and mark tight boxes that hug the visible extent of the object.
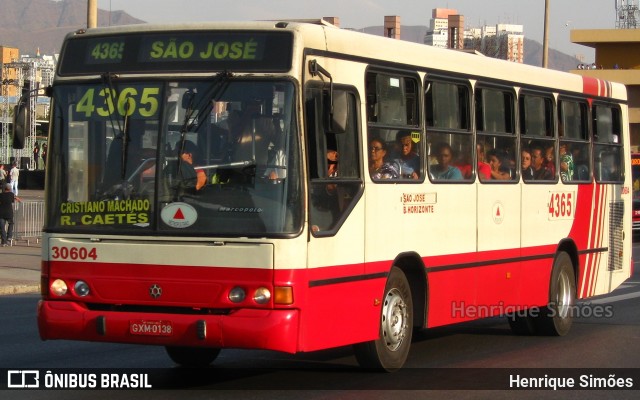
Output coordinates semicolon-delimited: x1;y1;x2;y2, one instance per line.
608;201;624;271
87;303;231;315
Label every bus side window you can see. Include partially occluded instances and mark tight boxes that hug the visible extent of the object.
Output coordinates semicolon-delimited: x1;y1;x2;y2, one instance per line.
558;99;590;182
425;78;472;182
520;93;556;182
593;104;624;183
476;86;517;183
366;71;422;182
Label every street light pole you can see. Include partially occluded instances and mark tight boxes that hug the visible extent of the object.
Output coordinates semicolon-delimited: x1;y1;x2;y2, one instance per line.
87;0;98;29
542;0;550;68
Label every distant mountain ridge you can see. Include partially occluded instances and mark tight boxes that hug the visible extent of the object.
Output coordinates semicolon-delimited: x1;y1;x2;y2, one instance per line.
0;0;143;55
0;1;579;71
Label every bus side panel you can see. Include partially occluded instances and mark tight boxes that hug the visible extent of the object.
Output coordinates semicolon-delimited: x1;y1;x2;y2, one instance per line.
297;269;386;352
425;268;477;327
426;248;529;328
518;245;555;307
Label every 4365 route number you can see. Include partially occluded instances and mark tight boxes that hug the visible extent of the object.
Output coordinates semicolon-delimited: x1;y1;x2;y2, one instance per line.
75;86;160;119
548;192;575;220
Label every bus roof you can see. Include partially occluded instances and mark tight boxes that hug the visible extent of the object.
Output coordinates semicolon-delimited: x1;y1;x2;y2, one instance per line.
64;20;626;101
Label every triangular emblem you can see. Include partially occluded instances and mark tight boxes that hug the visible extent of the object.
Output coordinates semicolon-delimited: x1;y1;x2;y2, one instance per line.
173;208;185;220
496;207;501;217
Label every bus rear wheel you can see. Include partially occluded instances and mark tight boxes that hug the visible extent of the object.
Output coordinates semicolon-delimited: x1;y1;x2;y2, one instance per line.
353;267;413;372
533;251;576;336
165;346;221;367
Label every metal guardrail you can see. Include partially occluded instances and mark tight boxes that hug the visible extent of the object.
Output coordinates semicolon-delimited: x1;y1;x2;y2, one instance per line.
12;200;44;246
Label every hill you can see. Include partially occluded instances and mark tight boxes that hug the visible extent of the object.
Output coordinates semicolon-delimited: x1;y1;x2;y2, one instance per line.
0;0;143;55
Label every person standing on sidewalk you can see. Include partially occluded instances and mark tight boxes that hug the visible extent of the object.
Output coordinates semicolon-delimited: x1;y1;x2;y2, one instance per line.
0;183;20;246
9;162;19;196
0;165;6;186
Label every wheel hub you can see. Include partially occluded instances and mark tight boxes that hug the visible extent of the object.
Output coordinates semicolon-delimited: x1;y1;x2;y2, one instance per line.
381;288;408;351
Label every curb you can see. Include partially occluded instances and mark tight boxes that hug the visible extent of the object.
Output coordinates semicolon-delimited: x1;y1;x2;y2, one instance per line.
0;284;40;296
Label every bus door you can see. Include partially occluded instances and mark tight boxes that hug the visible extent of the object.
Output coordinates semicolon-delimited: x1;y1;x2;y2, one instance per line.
305;87;367;350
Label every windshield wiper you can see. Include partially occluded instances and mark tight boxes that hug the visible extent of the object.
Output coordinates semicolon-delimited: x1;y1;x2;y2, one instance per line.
101;72;131;180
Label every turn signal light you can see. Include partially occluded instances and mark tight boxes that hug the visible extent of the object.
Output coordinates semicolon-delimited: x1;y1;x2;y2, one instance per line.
274;286;293;305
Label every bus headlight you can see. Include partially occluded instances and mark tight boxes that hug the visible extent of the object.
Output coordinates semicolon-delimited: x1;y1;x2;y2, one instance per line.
74;281;90;297
228;287;246;303
51;279;68;296
253;287;271;304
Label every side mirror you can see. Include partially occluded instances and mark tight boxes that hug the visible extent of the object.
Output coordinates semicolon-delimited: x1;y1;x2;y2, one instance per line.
12;103;28;149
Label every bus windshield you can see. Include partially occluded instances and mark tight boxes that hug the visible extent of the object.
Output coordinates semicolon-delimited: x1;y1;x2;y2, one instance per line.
47;78;301;236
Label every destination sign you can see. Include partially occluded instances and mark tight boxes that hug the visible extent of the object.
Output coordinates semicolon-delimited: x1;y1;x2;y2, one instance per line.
59;31;293;75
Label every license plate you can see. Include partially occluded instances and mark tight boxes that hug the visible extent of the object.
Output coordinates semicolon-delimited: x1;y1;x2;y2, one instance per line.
129;320;173;336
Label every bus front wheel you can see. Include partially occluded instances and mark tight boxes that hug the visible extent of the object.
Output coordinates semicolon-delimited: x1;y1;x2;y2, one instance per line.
534;251;576;336
165;346;221;367
353;266;413;372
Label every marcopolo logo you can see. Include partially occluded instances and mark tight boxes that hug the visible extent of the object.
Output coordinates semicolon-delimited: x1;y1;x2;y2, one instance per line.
160;202;198;228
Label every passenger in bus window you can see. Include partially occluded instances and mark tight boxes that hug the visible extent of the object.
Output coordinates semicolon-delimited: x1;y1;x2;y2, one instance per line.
453;150;472;179
487;149;511;180
599;151;619;181
521;148;534;181
309;148;341;232
326;147;339;195
327;148;339;178
531;146;554;180
429;142;463;180
559;143;574;182
393;131;420;179
476;143;491;180
544;144;556;176
369;138;399;180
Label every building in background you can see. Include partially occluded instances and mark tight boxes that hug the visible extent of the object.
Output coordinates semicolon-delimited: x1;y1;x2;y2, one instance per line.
424;8;458;48
571;9;640;150
1;46;20;97
466;24;524;63
423;8;524;63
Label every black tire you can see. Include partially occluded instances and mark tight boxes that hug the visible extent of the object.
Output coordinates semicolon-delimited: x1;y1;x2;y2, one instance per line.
353;267;413;372
533;252;576;336
165;346;221;367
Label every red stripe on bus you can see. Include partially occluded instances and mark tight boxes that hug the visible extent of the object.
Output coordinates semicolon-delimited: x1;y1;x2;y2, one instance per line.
582;76;601;97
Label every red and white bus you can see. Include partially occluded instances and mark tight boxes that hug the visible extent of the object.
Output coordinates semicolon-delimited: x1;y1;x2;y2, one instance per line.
632;153;640;233
28;20;632;371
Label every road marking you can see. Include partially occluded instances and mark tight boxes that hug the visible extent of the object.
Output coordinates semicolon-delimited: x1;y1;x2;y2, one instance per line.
584;291;640;304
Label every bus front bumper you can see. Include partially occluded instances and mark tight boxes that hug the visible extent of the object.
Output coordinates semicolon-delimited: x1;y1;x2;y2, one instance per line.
37;300;299;353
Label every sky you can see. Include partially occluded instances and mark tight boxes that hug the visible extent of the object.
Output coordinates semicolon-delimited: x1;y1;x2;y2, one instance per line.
97;0;619;61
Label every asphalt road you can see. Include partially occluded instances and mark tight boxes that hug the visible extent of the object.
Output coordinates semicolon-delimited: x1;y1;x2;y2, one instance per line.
1;242;639;399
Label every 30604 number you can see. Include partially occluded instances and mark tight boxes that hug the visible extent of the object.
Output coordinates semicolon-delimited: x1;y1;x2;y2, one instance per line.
51;246;98;261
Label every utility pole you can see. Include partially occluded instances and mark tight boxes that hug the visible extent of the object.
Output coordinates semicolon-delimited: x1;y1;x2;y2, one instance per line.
542;0;550;68
88;0;98;28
